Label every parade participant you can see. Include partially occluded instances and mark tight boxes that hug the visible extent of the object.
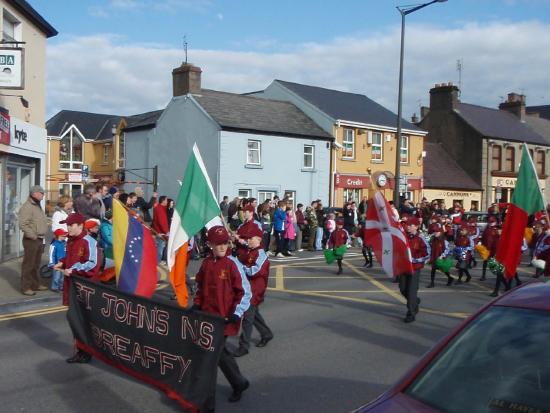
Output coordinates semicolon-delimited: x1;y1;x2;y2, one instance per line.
443;215;454;242
328;218;349;275
534;219;550;277
427;222;453;288
401;216;430;323
235;204;263;254
48;229;67;292
480;216;500;281
467;217;480;268
530;219;547;277
454;223;473;283
233;226;273;357
53;213;100;363
354;222;373;268
84;219;100;240
490;238;526;297
192;226;251;410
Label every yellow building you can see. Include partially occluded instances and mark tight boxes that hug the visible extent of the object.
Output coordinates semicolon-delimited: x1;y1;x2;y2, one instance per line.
258;80;428;206
45;111;125;201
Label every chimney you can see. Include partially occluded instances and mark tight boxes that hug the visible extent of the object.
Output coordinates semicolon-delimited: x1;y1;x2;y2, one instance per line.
172;63;202;96
429;83;459;111
411;113;419;123
498;92;526;121
420;106;430;119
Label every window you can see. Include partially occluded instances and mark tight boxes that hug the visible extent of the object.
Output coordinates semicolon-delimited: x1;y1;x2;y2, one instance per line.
342;128;354;159
247;140;261;165
102;144;110;164
238;189;251;199
2;11;20;42
504;147;515;172
491;145;502;172
59;183;83;200
118;133;125;168
284;190;296;209
59;128;83;170
303;145;314;169
537;151;545;176
371;132;383;161
343;188;361;204
258;191;276;204
400;136;409;164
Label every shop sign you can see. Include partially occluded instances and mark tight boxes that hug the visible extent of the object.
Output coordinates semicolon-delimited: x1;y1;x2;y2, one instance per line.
334;174;370;189
0;111;9;145
0;48;24;89
9;116;47;154
68;173;82;182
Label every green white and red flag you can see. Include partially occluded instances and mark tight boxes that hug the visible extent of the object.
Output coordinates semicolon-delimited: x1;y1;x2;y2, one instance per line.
496;143;545;279
167;143;220;307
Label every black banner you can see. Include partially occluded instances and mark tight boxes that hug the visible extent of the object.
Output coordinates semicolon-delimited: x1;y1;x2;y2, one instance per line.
67;276;226;412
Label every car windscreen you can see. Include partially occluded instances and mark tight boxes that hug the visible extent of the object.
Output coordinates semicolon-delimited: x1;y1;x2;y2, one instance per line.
405;306;550;412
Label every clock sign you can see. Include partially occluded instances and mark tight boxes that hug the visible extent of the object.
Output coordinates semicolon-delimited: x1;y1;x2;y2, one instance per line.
377;173;388;188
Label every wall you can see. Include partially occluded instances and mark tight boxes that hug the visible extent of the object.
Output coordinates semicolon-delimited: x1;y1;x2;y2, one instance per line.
218;130;330;205
0;2;47;127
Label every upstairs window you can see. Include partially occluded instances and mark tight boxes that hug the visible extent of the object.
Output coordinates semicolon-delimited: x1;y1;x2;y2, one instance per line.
2;11;20;42
371;132;383;161
118;133;125;168
59;128;83;170
536;151;545;176
247;140;261;165
400;136;409;164
491;145;502;172
342;128;354;159
303;145;314;169
504;147;515;172
102;144;110;164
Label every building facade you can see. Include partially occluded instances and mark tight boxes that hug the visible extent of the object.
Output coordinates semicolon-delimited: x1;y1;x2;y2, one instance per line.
123;64;332;206
419;85;550;209
0;0;56;261
252;80;428;206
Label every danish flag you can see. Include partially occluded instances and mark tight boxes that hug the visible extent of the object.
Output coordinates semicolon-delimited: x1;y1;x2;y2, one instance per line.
364;192;414;277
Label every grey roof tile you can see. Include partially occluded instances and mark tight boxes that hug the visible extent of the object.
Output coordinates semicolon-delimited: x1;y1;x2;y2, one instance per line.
525;115;550;144
423;142;482;191
274;80;424;132
527;105;550;121
46;110;122;141
456;103;547;145
194;89;332;139
124;110;163;131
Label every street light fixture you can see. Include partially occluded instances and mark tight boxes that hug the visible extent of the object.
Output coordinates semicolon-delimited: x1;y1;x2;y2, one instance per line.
393;0;447;208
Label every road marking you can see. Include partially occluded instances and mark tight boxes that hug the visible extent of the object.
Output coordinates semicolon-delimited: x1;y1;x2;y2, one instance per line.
297;289;491;294
275;266;285;290
343;261;407;304
0;306;67;322
279;276;363;279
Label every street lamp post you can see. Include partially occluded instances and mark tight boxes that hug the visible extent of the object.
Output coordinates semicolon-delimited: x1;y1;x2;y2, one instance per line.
393;0;447;208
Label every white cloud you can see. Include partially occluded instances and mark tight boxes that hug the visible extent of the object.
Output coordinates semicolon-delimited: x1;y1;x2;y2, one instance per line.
46;21;550;121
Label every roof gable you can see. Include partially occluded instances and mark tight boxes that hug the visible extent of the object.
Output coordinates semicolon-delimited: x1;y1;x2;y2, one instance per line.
46;110;122;141
193;89;332;140
124;110;163;131
423;142;482;191
456;103;548;145
274;79;423;132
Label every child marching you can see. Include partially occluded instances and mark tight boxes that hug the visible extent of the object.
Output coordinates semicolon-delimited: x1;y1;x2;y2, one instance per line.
327;217;349;275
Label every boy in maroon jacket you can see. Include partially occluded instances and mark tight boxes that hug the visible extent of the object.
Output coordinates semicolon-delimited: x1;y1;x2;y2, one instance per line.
328;218;349;275
192;226;251;411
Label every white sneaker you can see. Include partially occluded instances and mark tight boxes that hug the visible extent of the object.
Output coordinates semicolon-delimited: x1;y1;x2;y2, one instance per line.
276;253;285;258
287;251;294;256
267;251;274;256
297;249;304;252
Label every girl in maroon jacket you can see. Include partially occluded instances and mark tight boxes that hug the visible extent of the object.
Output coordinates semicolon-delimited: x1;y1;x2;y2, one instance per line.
427;223;453;287
454;223;474;283
328;218;349;275
192;226;251;409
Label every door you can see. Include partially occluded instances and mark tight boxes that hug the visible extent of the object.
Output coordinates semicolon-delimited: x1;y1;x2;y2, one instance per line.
3;164;35;259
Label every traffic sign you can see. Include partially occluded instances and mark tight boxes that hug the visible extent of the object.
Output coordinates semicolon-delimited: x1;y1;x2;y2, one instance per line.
81;164;89;182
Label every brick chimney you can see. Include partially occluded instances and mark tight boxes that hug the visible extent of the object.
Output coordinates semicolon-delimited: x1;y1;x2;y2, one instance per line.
429;82;459;111
172;63;202;96
498;92;526;122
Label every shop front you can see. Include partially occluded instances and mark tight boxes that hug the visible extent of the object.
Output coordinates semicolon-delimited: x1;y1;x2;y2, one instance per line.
422;188;483;211
490;176;546;205
0;114;47;261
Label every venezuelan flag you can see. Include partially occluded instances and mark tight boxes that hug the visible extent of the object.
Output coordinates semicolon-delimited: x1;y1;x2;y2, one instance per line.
113;199;157;297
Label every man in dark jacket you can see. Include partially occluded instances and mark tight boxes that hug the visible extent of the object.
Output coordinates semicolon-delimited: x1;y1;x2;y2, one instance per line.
193;226;251;411
134;187;157;223
74;183;102;220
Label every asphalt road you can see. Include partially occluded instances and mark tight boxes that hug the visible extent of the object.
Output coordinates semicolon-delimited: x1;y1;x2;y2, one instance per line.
0;250;535;413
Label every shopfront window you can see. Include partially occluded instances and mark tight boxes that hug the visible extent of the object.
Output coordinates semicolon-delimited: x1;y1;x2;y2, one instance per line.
59;128;84;170
3;162;34;260
59;183;83;200
343;188;361;204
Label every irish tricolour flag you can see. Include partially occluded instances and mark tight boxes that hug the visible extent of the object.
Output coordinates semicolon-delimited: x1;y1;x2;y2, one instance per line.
496;143;545;279
167;144;220;307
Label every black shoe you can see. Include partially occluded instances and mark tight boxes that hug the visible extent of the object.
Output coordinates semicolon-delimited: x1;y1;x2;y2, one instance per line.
455;279;462;284
446;279;453;286
363;261;369;267
426;283;435;288
228;380;249;403
489;292;498;297
466;275;471;283
336;268;342;275
367;262;373;268
480;276;486;281
404;314;415;323
232;347;249;358
256;337;273;348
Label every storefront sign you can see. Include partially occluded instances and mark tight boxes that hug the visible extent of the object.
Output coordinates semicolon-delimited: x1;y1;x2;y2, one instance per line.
334;174;371;189
68;173;82;182
492;176;545;189
9;116;47;154
0;48;24;89
0;111;9;145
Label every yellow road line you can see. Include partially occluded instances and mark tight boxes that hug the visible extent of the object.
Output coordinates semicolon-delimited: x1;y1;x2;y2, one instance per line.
296;289;490;294
280;276;363;279
0;306;67;322
343;261;407;304
275;266;285;290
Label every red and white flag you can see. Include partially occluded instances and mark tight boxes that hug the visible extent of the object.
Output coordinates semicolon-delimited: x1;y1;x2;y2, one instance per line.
365;191;414;277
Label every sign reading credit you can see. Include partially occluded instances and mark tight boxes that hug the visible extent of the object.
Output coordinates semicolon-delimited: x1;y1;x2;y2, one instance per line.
0;48;23;89
67;276;226;412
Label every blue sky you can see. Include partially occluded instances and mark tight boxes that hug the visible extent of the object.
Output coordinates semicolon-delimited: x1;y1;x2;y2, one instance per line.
34;0;550;118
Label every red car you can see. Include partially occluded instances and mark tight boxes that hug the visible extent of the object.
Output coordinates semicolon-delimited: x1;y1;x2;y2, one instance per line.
353;281;550;413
